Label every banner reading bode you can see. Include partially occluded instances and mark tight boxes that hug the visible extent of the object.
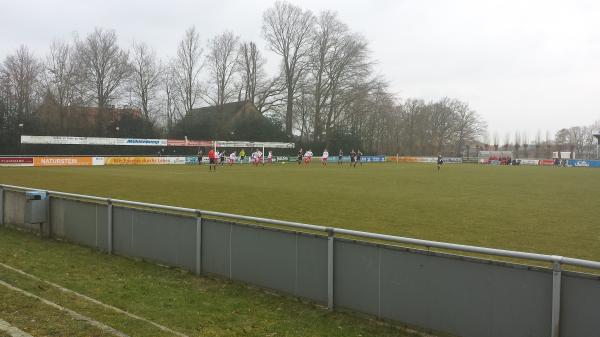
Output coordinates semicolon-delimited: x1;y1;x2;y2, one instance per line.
104;157;187;165
386;156;462;163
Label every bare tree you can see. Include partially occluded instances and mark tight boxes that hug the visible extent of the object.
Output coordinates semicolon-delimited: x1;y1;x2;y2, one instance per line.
205;31;239;109
238;41;266;104
453;101;486;156
163;62;182;133
131;42;162;123
262;1;314;136
174;26;203;114
309;11;344;141
2;45;43;124
75;28;131;134
44;40;78;131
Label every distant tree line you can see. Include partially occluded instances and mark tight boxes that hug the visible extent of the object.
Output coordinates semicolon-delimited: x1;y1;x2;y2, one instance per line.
0;0;490;155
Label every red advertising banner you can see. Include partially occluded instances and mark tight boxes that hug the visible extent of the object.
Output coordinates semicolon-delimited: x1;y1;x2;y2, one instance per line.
0;157;34;166
539;159;555;166
166;139;213;147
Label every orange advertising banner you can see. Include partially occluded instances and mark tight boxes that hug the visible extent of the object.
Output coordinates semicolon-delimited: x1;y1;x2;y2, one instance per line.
33;157;93;167
104;157;185;165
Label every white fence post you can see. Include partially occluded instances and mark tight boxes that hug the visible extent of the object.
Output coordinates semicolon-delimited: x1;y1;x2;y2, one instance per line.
0;186;4;226
46;193;51;237
196;211;202;276
327;228;335;311
551;260;562;337
107;200;113;254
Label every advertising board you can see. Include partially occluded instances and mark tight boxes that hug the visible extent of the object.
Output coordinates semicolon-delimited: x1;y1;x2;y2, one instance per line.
21;135;167;147
0;157;34;167
33;157;93;167
567;160;600;168
519;159;540;165
104;157;186;165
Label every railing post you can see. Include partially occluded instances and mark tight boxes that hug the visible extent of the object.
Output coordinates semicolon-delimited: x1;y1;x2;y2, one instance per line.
107;200;113;254
327;227;335;311
551;259;562;337
46;193;52;238
0;185;4;226
195;211;202;276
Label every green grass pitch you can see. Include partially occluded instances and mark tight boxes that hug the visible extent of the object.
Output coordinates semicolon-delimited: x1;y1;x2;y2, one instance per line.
1;162;599;262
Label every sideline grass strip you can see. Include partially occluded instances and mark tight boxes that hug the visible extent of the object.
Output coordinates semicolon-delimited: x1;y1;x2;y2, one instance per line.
0;262;188;337
0;227;427;337
0;279;130;337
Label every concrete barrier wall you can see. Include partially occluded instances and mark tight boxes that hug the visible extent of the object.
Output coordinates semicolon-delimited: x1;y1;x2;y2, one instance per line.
2;189;600;337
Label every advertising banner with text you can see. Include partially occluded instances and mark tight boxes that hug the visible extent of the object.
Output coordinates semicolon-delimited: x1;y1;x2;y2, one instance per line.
33;157;93;167
567;160;600;168
104;157;186;165
0;157;34;167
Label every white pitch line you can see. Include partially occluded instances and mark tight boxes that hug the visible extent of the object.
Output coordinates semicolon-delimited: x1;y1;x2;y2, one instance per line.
0;279;130;337
0;319;34;337
0;262;189;337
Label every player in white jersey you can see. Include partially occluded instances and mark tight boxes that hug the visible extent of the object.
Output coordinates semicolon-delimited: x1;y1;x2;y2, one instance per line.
303;149;313;165
229;152;236;165
267;151;273;164
257;150;263;165
322;149;329;166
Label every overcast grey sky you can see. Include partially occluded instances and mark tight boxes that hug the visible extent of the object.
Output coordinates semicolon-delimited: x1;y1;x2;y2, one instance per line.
1;0;599;139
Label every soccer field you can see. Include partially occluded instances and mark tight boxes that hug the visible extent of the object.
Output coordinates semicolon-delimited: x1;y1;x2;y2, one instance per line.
1;162;599;262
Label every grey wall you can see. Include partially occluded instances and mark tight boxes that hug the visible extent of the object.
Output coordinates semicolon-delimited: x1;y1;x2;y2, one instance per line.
2;189;600;337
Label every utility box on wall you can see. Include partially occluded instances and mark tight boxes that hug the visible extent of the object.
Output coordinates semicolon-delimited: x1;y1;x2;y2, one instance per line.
25;191;48;224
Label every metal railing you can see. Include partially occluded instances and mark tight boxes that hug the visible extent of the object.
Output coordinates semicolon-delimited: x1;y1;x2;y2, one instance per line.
1;182;599;337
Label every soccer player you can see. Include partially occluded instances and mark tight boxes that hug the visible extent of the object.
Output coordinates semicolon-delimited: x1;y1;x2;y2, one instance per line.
322;149;329;166
437;154;444;171
350;149;356;166
338;149;343;165
208;148;217;171
239;149;246;163
267;150;273;164
297;148;303;165
220;150;226;166
228;151;236;166
257;149;264;166
304;149;313;166
356;149;362;167
197;148;203;165
251;150;257;166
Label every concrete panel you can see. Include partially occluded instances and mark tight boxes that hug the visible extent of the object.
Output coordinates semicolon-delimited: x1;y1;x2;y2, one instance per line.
230;225;297;294
296;234;328;304
379;247;552;337
113;207;134;255
4;190;27;229
95;204;108;251
201;219;231;277
129;209;196;271
62;200;98;248
334;240;380;316
560;273;600;337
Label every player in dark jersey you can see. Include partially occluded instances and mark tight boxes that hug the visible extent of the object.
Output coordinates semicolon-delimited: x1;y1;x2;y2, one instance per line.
437;154;444;171
355;149;362;167
297;148;303;165
350;149;356;166
338;149;343;165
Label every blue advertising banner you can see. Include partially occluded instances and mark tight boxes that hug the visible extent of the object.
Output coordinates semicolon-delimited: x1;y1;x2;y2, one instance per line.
567;160;600;168
185;156;199;164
